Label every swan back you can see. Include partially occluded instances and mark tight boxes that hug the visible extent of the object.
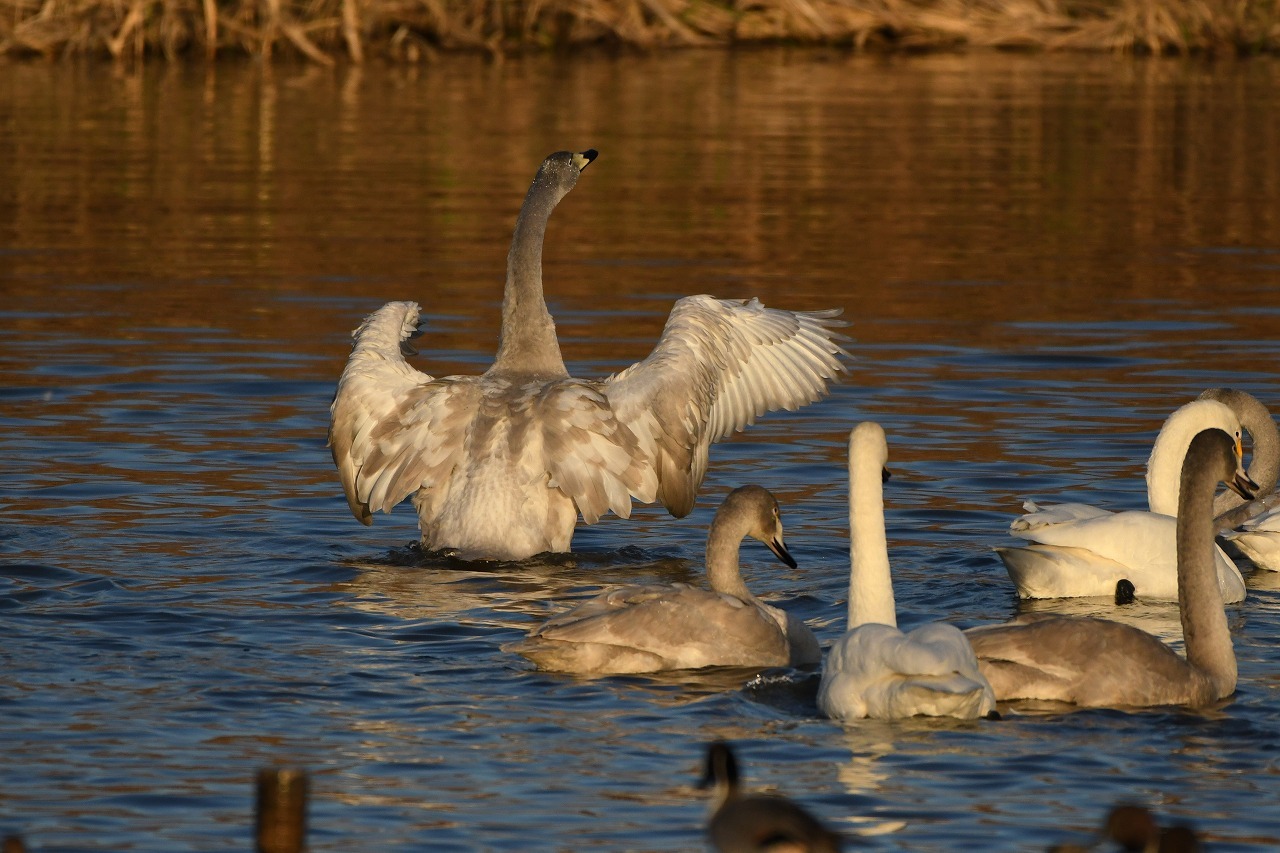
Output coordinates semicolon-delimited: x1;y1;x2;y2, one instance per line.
700;741;844;853
1145;399;1241;516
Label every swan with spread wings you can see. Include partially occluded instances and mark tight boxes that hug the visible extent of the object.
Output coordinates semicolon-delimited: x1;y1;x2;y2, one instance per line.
328;149;850;560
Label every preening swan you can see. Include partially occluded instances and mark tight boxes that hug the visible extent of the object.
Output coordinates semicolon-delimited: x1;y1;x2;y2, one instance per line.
996;398;1247;602
700;741;844;853
817;422;995;721
328;149;849;560
505;485;820;673
1201;388;1280;571
967;428;1257;708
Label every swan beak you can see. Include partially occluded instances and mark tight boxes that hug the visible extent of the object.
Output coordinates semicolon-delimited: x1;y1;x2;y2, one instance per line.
766;535;798;570
573;149;598;172
1228;468;1260;501
400;340;419;357
882;466;891;484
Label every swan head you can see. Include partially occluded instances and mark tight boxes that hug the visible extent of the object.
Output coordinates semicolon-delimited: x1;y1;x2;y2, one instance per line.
720;485;797;569
1186;427;1259;503
530;149;598;205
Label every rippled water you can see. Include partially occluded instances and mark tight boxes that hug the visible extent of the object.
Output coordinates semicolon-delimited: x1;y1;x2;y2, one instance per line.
3;52;1280;851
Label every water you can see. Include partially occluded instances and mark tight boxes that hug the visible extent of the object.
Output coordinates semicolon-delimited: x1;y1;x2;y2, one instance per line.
2;51;1280;851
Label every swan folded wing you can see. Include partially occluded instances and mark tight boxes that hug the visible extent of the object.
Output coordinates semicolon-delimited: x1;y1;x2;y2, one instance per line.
1009;510;1244;601
536;382;659;525
605;295;849;517
1010;500;1113;532
533;587;789;667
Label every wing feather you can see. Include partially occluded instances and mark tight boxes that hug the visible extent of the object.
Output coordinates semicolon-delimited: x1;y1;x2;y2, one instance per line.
328;301;476;524
605;295;849;517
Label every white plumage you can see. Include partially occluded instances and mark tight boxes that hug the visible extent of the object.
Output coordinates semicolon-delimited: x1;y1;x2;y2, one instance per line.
329;149;849;560
996;398;1247;602
817;422;996;721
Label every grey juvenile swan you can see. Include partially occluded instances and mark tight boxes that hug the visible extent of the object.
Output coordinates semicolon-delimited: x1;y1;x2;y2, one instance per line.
966;428;1257;708
700;741;844;853
505;485;820;673
329;149;849;560
1202;388;1280;571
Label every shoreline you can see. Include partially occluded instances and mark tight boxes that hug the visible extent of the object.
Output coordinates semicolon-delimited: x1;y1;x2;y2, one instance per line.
3;0;1279;64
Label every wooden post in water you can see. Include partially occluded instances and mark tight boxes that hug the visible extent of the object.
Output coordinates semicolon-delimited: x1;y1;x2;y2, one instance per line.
256;767;308;853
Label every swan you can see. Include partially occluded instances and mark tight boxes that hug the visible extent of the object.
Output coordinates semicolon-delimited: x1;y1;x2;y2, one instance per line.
966;427;1257;708
328;149;849;561
817;422;996;721
996;398;1247;602
504;485;821;673
1201;388;1280;571
699;741;844;853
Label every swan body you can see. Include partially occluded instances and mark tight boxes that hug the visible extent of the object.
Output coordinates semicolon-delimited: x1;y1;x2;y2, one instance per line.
997;398;1247;602
329;149;849;560
700;741;844;853
1223;504;1280;570
967;428;1257;708
817;422;995;721
506;486;820;673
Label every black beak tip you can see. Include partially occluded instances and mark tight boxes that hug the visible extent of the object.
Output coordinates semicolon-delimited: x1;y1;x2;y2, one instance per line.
580;148;599;166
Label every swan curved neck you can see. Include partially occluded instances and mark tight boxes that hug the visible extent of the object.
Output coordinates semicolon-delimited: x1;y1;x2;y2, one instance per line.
848;431;897;629
489;180;568;378
706;514;753;601
1177;439;1236;697
1147;400;1234;516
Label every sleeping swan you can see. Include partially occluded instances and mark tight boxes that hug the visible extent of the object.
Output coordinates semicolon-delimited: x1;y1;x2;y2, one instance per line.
817;422;995;721
505;485;821;673
328;149;849;560
996;398;1247;602
967;428;1257;708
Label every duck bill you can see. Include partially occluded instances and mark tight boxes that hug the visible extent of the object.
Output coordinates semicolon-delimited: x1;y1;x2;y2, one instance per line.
766;536;798;569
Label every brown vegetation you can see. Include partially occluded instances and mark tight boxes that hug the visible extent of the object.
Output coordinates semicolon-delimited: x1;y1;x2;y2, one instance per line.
1;0;1278;63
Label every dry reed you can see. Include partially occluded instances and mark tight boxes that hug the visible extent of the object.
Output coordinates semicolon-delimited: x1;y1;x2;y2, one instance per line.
1;0;1278;61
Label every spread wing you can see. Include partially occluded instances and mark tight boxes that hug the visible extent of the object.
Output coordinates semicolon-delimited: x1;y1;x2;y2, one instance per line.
604;295;850;517
328;301;475;524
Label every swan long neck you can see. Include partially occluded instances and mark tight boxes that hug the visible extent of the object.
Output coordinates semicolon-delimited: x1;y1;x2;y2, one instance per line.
1146;400;1237;516
705;511;754;601
848;426;897;629
1203;388;1280;522
489;175;569;378
1177;435;1237;698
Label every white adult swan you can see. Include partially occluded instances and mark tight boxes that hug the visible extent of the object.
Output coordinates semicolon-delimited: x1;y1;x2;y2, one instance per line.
967;428;1257;707
996;398;1247;602
505;485;821;673
817;422;996;721
329;149;849;560
1202;388;1280;571
700;741;844;853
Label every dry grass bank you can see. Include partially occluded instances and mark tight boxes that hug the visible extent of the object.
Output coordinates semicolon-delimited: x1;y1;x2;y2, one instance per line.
1;0;1278;62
